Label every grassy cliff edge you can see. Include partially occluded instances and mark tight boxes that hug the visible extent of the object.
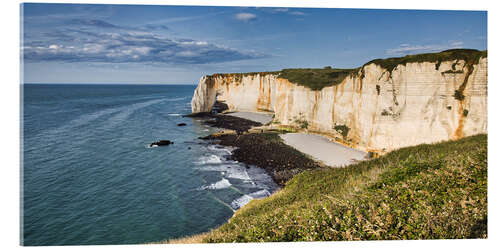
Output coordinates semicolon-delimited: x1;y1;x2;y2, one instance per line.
168;134;487;242
205;49;487;91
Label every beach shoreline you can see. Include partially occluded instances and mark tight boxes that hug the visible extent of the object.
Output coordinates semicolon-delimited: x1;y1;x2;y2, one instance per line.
159;110;369;243
279;133;367;167
196;110;367;185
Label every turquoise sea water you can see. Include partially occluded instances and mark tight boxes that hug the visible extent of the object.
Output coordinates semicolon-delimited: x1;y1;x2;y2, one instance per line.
21;84;277;246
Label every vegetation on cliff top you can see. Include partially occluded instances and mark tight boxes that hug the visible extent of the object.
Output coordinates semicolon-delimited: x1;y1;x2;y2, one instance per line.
365;49;487;73
197;134;487;242
278;67;358;91
207;49;487;91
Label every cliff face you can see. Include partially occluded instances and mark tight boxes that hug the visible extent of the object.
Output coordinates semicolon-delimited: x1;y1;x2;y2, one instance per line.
191;58;487;153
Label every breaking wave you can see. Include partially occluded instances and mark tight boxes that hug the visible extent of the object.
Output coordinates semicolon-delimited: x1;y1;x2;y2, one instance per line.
230;189;271;210
197;178;232;190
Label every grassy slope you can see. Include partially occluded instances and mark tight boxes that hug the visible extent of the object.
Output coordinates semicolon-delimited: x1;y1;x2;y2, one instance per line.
207;49;487;91
202;134;487;242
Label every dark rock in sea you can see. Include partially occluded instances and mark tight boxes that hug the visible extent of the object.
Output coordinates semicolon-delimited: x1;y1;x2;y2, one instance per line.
188;147;191;150
177;123;187;126
150;140;174;147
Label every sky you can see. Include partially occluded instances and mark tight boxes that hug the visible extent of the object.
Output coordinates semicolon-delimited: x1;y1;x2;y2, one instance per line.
21;3;487;84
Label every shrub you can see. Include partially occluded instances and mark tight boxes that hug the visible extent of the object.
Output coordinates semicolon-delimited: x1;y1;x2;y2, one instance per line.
334;124;350;138
442;70;464;74
454;90;465;101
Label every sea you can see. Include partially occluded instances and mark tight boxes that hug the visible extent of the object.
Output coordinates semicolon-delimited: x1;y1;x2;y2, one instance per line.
21;84;278;246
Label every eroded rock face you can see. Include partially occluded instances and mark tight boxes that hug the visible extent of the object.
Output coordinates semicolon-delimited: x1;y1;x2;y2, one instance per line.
191;58;487;152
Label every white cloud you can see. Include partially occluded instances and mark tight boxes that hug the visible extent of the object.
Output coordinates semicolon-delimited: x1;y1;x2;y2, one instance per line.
385;41;465;56
273;8;289;12
290;11;306;16
23;29;268;64
235;13;257;22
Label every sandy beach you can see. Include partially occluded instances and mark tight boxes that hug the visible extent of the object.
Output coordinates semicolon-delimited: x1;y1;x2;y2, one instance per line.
280;133;367;167
226;111;273;125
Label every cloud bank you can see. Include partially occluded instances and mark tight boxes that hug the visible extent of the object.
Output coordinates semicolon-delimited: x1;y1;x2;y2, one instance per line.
385;41;465;56
22;19;267;64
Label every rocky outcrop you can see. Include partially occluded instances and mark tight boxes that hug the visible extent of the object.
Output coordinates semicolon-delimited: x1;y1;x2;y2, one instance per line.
150;140;174;147
191;57;487;153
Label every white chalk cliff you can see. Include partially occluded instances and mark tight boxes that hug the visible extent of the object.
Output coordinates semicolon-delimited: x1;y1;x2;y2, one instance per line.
191;57;487;153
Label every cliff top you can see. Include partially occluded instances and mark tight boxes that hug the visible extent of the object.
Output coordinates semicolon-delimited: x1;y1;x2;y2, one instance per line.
207;49;487;91
365;48;487;73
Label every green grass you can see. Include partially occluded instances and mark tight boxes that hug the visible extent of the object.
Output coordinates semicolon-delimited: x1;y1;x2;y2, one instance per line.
334;124;350;139
202;134;487;242
365;49;487;73
277;68;358;91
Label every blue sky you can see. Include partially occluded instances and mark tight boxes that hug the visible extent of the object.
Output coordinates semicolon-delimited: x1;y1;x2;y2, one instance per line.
21;3;487;84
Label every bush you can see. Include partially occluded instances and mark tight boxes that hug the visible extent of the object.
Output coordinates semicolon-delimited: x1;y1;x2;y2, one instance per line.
442;70;464;74
334;124;350;138
454;90;465;101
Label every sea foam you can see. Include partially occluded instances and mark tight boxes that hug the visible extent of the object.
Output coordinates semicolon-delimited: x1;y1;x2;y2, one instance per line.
230;189;271;209
198;178;232;190
196;155;222;165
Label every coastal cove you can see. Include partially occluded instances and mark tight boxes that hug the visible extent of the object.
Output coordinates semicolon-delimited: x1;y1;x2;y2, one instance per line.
166;49;488;243
166;108;487;243
20;4;489;246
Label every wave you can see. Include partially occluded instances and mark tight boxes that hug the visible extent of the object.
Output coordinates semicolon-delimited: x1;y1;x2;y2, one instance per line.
229;190;270;210
98;98;165;131
230;195;252;210
230;189;271;210
167;113;181;116
194;143;278;211
37;98;166;140
249;189;271;198
195;154;222;165
197;178;232;190
162;97;189;102
207;145;234;155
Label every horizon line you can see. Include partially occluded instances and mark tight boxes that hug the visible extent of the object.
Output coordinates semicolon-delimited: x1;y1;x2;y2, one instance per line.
21;82;198;85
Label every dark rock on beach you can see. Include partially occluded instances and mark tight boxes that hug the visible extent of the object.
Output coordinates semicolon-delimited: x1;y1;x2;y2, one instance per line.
187;103;319;186
150;140;174;147
183;101;229;118
202;115;262;134
183;112;212;118
212;101;229;113
202;132;321;186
